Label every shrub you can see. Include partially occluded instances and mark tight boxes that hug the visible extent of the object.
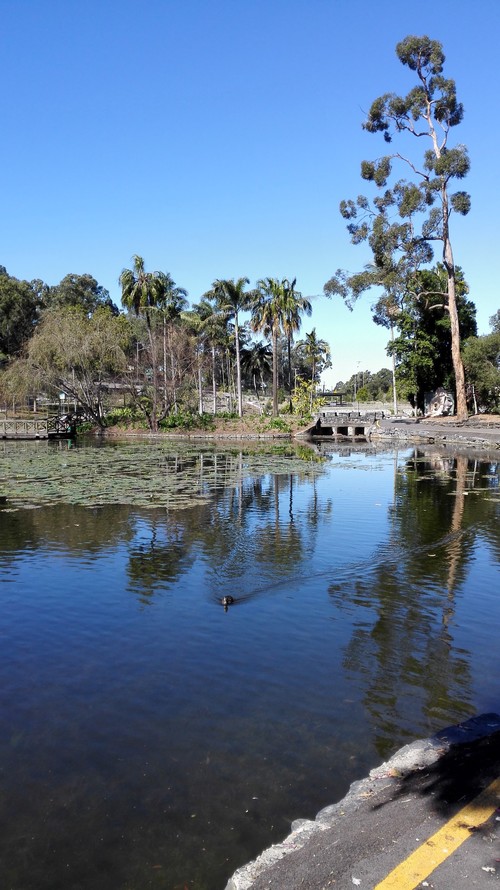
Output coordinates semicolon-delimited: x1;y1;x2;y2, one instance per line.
267;417;291;433
104;406;141;427
159;411;216;431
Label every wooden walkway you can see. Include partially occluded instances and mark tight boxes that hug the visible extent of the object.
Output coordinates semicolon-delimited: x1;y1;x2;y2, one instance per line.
0;417;76;440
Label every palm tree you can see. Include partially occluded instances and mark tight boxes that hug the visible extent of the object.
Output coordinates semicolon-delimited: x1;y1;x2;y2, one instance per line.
240;340;272;409
120;255;161;320
250;277;288;416
203;278;252;417
120;255;163;429
297;328;331;412
156;272;188;414
120;256;187;428
281;278;312;411
191;298;231;414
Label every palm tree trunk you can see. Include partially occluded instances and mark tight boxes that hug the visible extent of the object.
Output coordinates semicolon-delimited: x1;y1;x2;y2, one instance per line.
146;313;158;432
272;329;279;416
212;345;217;415
198;356;203;415
163;316;168;413
228;353;236;412
310;358;316;413
234;312;243;417
287;335;293;412
169;327;177;414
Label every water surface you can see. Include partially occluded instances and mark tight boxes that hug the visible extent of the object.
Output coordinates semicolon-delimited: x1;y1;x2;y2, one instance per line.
1;439;499;889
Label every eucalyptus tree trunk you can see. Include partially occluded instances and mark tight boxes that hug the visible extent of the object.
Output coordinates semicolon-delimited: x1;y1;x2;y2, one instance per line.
390;322;398;416
442;197;467;420
428;107;468;422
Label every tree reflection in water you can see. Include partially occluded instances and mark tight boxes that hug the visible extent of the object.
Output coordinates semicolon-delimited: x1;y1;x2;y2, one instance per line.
329;448;500;759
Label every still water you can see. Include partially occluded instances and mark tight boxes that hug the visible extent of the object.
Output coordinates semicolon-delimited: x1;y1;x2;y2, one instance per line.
0;439;499;890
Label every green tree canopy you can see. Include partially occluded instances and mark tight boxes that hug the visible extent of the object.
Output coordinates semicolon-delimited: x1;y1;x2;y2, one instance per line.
45;273;118;315
1;307;130;425
489;310;500;334
0;267;42;359
240;340;272;404
462;332;500;413
376;265;476;411
296;328;331;411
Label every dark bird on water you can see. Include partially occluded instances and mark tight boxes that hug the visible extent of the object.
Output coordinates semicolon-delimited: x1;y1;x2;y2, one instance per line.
221;595;235;611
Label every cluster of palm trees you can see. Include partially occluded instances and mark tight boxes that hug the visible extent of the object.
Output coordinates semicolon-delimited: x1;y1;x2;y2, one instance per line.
119;255;331;428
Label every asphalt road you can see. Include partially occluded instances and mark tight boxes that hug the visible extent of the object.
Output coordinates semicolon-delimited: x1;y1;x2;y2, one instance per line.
226;714;500;890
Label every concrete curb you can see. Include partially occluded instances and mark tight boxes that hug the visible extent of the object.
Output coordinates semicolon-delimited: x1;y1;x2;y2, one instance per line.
224;713;500;890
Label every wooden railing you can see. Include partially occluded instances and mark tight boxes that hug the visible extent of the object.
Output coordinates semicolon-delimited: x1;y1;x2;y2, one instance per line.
0;416;76;439
0;418;49;439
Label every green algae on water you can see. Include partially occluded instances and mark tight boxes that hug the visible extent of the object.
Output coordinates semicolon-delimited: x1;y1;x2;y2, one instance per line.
0;440;326;511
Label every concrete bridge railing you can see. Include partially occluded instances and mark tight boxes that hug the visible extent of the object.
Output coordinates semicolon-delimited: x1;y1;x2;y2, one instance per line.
298;411;386;439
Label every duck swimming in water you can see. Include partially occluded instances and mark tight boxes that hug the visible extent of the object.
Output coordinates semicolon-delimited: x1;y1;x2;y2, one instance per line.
221;595;235;611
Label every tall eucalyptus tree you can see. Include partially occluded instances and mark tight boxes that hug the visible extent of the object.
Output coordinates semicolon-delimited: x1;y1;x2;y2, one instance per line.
325;36;471;420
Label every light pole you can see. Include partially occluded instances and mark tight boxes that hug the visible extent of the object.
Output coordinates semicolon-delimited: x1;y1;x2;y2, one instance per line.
354;361;361;404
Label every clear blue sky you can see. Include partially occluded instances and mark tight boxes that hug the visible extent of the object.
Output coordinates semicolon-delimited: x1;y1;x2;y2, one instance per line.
2;0;498;385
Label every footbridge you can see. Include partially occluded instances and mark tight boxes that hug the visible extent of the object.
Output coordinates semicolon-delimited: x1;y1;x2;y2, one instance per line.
298;410;385;440
0;416;76;440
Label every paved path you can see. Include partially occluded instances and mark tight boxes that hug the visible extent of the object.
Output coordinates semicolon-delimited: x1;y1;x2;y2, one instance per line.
226;714;500;890
374;417;500;448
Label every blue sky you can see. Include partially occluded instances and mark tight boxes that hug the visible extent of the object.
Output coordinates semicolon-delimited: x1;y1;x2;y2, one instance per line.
2;0;498;385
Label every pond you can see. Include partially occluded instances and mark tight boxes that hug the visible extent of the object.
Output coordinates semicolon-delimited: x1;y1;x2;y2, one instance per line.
0;438;499;890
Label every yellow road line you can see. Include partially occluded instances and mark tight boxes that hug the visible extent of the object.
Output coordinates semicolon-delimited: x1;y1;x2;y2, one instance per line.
374;776;500;890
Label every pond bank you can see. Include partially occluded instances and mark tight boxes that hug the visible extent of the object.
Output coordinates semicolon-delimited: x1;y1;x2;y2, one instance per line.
100;415;500;451
370;415;500;452
225;713;500;890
